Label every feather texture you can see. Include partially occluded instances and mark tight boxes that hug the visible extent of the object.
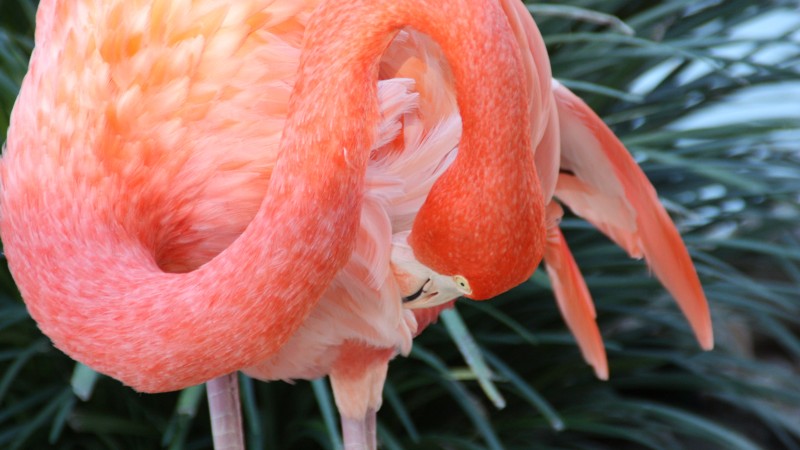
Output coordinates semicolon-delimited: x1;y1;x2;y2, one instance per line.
551;80;713;350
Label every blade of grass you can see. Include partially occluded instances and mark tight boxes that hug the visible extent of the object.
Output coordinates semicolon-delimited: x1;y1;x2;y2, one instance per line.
47;393;76;444
482;351;565;432
70;363;99;402
239;373;265;450
0;339;46;405
9;388;71;450
412;345;504;450
631;401;762;450
383;381;419;442
441;308;506;409
528;4;635;35
312;378;342;450
163;385;204;450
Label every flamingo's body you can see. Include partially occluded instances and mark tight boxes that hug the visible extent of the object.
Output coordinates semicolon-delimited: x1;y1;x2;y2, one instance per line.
0;0;712;448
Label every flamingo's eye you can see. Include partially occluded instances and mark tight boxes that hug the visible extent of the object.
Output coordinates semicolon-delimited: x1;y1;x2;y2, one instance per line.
453;275;472;295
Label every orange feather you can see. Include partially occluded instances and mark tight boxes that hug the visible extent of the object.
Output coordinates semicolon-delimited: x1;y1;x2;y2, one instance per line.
551;80;714;350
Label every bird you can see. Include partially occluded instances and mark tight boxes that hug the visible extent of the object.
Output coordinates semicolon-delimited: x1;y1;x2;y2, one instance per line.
0;1;713;450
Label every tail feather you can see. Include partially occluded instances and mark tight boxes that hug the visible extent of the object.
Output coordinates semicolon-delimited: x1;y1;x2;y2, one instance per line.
551;81;713;350
543;207;608;379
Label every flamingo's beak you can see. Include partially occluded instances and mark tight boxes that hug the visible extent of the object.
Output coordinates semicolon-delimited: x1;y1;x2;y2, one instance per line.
391;231;471;310
401;273;468;310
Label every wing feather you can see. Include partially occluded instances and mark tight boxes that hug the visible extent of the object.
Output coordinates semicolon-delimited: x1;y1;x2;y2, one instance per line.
552;81;713;350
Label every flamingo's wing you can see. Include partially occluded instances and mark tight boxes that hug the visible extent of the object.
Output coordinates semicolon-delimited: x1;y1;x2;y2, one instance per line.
543;204;608;379
551;81;713;350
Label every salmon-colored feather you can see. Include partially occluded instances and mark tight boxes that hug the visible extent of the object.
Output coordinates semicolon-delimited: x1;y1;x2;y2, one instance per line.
543;204;608;379
551;80;714;350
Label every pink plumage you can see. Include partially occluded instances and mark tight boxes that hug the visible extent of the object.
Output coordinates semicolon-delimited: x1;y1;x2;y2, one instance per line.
0;0;712;449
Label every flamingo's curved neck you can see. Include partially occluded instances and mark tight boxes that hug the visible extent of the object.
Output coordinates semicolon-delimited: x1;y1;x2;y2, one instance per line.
2;0;543;392
275;0;547;300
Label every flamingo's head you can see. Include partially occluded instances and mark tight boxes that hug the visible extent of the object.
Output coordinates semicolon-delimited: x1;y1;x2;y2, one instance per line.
391;234;471;309
399;29;548;301
400;155;547;303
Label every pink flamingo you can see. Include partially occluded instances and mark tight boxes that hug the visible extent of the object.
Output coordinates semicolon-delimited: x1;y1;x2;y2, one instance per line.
0;0;712;449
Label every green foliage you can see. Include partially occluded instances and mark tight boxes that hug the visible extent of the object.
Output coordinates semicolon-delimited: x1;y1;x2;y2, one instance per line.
0;0;36;143
1;0;799;448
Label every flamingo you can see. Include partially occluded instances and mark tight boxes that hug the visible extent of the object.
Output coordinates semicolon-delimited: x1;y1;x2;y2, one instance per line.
0;0;713;449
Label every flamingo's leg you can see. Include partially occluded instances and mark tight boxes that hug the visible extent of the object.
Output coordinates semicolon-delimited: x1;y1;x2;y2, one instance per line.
330;342;394;450
206;373;245;450
341;408;377;450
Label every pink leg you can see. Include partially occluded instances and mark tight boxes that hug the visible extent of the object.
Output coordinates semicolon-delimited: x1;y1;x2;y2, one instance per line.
341;408;377;450
206;373;245;450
